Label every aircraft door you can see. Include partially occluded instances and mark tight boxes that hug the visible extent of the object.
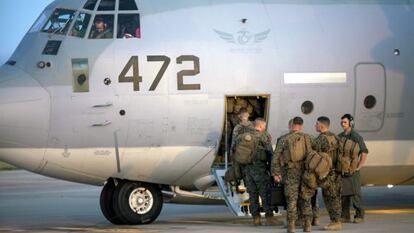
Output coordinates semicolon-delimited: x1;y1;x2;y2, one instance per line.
354;63;386;131
213;95;270;216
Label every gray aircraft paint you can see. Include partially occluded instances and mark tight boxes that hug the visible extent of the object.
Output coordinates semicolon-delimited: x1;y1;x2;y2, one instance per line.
0;0;413;191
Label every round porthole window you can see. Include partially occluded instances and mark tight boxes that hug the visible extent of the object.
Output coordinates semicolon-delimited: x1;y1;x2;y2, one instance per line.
364;95;376;109
301;101;314;115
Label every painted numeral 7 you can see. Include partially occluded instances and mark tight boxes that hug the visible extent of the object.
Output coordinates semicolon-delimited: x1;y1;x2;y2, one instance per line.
147;56;171;91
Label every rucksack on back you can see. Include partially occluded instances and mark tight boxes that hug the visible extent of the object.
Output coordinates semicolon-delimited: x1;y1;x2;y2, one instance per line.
336;138;360;175
234;132;257;164
285;133;307;162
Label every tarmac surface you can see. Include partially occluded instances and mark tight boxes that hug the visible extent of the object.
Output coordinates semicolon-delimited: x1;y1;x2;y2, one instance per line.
1;170;414;233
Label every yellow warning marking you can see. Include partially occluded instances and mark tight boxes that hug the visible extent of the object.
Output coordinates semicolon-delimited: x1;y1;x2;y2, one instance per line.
366;209;414;214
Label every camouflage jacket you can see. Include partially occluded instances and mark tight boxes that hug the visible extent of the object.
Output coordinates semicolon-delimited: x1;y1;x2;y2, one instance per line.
312;131;341;166
271;131;312;176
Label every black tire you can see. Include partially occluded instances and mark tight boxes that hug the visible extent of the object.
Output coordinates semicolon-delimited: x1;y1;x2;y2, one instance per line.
113;181;163;225
99;179;125;225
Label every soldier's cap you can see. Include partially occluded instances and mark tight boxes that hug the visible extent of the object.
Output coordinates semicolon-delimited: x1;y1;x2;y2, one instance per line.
239;107;248;114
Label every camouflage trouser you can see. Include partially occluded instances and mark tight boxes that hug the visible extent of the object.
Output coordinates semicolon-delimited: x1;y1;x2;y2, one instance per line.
243;165;273;217
298;189;319;221
319;171;342;222
283;168;312;223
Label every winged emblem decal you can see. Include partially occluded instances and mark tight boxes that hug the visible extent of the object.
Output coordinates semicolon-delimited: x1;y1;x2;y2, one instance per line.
214;29;271;45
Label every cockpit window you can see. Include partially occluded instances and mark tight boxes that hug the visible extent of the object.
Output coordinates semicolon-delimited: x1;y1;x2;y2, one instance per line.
98;0;115;11
83;0;98;10
89;14;114;39
30;11;49;33
41;9;76;35
119;0;138;11
117;14;141;39
70;12;91;38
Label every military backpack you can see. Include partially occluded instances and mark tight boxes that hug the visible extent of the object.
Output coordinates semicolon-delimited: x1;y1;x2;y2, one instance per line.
337;138;360;175
224;164;242;184
284;133;307;162
233;132;258;165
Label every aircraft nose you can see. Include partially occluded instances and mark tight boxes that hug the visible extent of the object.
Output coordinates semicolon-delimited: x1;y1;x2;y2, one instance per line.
0;65;50;170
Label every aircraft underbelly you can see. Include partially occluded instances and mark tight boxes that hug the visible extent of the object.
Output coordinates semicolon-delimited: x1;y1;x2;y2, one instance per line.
119;145;216;187
35;145;215;186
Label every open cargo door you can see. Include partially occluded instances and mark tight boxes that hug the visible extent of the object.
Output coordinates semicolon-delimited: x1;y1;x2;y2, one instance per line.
212;95;270;216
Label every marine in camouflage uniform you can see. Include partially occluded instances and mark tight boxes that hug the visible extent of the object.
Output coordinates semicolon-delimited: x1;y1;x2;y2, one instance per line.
243;129;273;219
272;128;313;233
238;119;281;226
275;130;319;223
228;108;254;181
312;130;342;230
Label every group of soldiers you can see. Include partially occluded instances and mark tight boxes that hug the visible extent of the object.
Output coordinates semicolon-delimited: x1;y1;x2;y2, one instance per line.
229;108;368;233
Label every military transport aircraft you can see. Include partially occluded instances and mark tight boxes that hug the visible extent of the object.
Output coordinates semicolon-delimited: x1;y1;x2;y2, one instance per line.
0;0;413;225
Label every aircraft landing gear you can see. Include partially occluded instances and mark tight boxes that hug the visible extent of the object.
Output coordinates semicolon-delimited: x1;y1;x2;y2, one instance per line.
100;179;124;224
99;179;163;225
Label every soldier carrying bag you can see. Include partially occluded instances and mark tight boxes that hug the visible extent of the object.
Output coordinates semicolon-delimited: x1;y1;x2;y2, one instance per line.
304;137;333;180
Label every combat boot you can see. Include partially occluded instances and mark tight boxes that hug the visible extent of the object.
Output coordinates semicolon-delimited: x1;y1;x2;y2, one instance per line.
303;219;312;232
287;221;296;233
312;217;320;226
323;221;342;231
353;217;364;223
265;216;284;226
295;218;303;226
253;216;261;226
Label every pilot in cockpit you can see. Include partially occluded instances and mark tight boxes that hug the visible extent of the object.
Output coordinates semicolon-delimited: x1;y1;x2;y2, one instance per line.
118;14;141;39
89;16;113;39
